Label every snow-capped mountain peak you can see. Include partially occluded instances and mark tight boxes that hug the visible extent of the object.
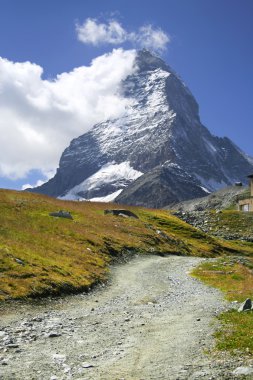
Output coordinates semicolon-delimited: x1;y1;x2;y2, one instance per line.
32;50;253;207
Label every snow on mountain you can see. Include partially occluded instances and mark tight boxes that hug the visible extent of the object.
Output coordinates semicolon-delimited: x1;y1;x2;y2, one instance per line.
31;50;253;207
89;189;123;203
247;156;253;166
59;162;143;201
90;66;176;170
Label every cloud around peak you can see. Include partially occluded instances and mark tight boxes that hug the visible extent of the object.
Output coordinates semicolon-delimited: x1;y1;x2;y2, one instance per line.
0;49;137;181
0;17;170;186
76;18;170;53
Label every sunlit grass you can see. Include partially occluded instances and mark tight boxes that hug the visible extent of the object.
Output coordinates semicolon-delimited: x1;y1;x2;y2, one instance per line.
1;189;253;301
216;311;253;355
192;258;253;302
192;257;253;356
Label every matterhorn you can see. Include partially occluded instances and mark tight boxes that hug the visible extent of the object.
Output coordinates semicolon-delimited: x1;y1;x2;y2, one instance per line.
32;50;253;208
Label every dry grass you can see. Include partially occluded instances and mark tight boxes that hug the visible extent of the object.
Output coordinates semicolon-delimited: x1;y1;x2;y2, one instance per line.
1;189;253;302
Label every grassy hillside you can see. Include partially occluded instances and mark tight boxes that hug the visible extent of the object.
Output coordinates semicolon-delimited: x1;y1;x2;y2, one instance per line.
1;189;253;301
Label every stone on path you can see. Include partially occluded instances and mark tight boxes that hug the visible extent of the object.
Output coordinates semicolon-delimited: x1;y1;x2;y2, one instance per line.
232;366;253;376
81;362;94;368
47;332;62;338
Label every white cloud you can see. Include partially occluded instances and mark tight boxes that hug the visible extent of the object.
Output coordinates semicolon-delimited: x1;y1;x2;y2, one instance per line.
136;25;170;52
0;49;136;180
21;180;45;191
76;18;170;52
21;169;56;190
76;18;127;45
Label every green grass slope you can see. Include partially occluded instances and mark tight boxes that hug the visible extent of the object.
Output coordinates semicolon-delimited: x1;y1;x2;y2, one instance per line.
1;189;253;302
192;257;253;356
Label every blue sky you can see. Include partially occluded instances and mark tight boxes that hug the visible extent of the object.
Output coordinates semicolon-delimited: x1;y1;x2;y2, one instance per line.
0;0;252;189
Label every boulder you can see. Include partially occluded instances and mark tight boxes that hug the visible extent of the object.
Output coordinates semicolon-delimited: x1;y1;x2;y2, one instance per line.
104;209;139;219
15;258;25;265
49;210;73;220
232;366;253;376
238;298;252;312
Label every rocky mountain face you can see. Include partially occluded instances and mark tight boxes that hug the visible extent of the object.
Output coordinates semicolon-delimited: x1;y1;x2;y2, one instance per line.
115;165;206;208
32;50;253;207
168;185;253;242
166;185;248;212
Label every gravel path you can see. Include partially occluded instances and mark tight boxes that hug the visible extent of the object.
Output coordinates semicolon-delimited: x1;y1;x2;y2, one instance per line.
0;255;249;379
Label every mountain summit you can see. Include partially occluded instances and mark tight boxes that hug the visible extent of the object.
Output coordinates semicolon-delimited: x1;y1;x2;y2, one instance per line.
32;50;253;207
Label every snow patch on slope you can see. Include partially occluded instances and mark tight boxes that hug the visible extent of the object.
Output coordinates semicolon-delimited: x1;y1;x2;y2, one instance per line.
203;137;217;155
200;186;211;194
61;162;143;201
89;189;123;202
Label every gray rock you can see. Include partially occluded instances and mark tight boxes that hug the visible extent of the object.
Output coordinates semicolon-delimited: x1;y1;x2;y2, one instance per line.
53;354;66;363
47;332;62;338
81;362;94;368
6;344;19;349
232;366;253;376
238;298;252;312
15;258;25;265
49;210;73;220
104;209;139;219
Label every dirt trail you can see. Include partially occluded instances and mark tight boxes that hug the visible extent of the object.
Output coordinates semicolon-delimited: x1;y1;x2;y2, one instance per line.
0;255;245;379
